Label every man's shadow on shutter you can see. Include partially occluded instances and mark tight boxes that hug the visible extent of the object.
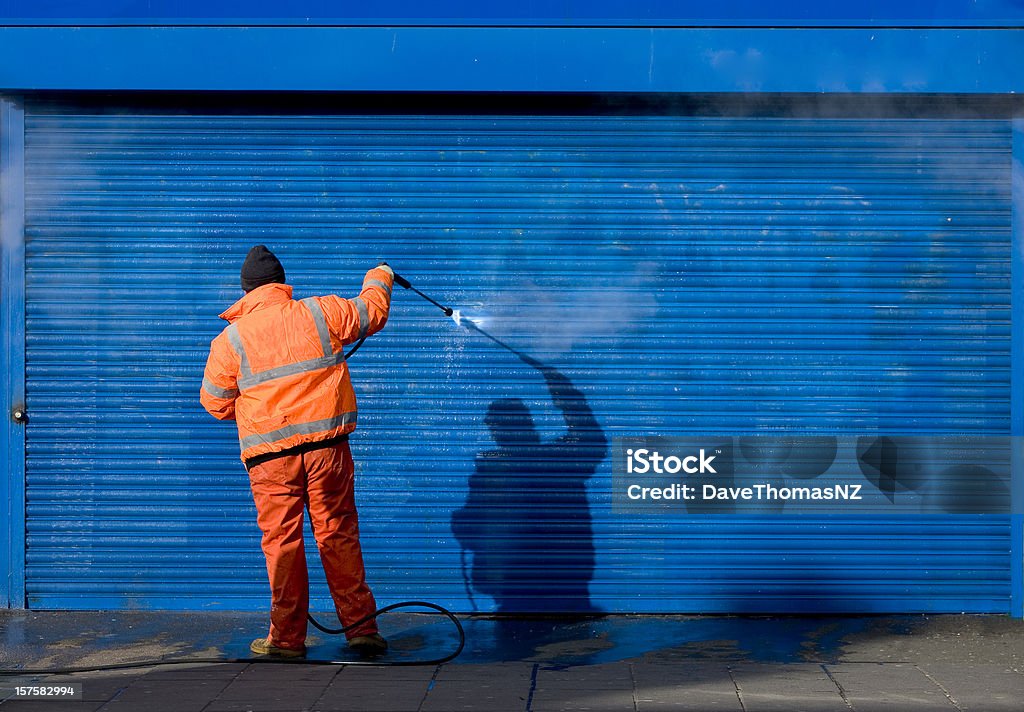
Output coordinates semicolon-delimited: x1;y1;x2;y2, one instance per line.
452;361;607;614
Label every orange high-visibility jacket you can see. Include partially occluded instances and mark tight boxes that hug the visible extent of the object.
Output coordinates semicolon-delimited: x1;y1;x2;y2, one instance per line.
200;266;394;463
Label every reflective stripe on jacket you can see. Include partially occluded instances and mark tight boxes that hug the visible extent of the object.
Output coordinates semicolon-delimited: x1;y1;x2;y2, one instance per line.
200;266;393;462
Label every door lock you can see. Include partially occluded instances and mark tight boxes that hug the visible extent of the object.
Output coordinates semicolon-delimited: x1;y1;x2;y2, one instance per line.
12;407;27;424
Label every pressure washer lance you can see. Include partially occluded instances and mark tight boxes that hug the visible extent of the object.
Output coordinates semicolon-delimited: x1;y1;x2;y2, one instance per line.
0;267;467;675
391;269;454;317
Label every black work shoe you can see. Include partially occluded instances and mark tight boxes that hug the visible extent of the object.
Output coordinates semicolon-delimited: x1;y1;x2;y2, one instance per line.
250;637;306;658
347;633;388;656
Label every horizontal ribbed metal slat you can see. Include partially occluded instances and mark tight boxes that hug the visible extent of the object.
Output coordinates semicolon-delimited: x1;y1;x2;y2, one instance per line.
23;110;1012;612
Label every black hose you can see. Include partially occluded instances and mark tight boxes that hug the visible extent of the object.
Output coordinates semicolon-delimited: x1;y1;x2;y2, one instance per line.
306;600;465;666
0;601;465;674
343;333;368;360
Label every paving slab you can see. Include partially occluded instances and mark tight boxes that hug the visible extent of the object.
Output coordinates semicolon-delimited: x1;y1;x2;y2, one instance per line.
635;697;743;712
421;680;532;712
530;687;637;712
433;662;535;681
0;704;107;712
630;661;734;683
331;665;438;683
142;662;250;681
825;663;958;711
918;663;1024;712
204;678;333;712
535;662;633;689
730;663;847;712
97;678;232;712
313;676;432;712
633;684;743;712
234;662;340;684
631;660;740;710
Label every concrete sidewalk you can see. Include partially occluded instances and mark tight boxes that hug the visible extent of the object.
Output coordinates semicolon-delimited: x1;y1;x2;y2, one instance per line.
1;613;1022;711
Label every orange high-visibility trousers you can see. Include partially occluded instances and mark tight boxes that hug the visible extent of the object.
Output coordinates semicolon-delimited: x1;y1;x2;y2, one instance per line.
247;440;378;649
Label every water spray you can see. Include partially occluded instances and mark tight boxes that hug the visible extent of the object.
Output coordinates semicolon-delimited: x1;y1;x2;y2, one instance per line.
390;267;537;368
459;317;540;368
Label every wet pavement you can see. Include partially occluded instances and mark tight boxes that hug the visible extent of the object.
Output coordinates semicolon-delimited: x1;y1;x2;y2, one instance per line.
1;612;1022;710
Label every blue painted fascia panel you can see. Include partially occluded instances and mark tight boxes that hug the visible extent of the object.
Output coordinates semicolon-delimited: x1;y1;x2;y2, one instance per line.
0;96;26;609
0;28;1021;93
2;1;1024;27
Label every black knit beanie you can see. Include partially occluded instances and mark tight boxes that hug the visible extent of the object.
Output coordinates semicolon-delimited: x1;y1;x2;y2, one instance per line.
240;245;286;292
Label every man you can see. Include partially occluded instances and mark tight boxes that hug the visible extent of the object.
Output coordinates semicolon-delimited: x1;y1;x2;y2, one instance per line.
200;245;393;658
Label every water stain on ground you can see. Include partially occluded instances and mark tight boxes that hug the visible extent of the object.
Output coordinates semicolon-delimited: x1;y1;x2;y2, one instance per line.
2;611;1023;671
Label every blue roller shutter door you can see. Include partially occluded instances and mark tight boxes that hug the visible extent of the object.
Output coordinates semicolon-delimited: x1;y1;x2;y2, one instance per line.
22;110;1012;612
